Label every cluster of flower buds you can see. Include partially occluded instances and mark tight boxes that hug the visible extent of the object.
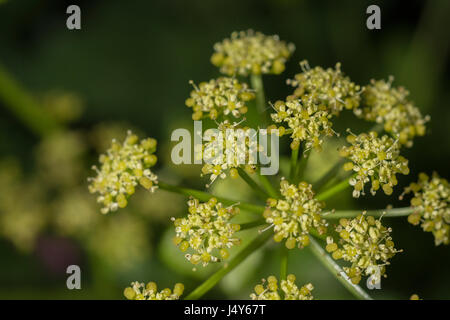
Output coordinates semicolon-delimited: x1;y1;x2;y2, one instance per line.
358;78;429;147
211;30;295;76
264;179;327;249
270;98;335;151
185;77;255;121
340;131;409;198
123;281;184;300
325;213;400;285
172;197;241;266
250;274;314;300
287;61;361;116
88;131;158;214
200;120;259;186
401;172;449;246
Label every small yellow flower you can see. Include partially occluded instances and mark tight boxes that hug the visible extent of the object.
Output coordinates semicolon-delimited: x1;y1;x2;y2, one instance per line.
250;274;314;300
401;172;449;246
200;120;259;186
172;197;241;266
88;131;158;214
186;77;254;120
211;30;295;76
340;131;409;198
264;179;327;249
357;78;429;147
270;98;335;152
287;60;361;115
124;281;184;300
326;212;400;284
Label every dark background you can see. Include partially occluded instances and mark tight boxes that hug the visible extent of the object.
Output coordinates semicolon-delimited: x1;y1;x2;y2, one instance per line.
0;0;449;299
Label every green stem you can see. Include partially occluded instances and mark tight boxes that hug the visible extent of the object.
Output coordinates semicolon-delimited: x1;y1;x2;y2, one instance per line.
294;148;309;183
289;147;299;182
0;64;62;137
239;219;266;231
237;167;269;201
313;159;345;192
158;181;264;214
185;230;273;300
250;74;267;118
280;247;288;281
326;207;414;219
309;237;373;300
257;169;279;198
316;174;355;201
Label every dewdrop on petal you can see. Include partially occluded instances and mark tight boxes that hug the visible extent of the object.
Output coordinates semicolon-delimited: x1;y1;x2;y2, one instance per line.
401;172;449;246
250;274;314;300
186;77;255;120
340;131;409;198
172;197;241;267
326;212;400;285
264;179;327;249
287;61;361;116
270;98;336;152
211;30;295;76
88;131;158;214
124;281;184;300
358;78;429;147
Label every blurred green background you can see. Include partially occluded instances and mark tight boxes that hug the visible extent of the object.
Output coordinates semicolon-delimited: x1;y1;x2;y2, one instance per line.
0;0;449;299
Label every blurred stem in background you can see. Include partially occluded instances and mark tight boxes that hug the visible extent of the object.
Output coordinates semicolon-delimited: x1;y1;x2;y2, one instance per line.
0;63;62;137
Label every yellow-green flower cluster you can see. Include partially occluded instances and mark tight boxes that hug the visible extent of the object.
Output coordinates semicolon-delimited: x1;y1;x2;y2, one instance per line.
124;281;184;300
200;120;259;185
88;131;158;214
172;197;241;266
287;61;361;115
211;30;295;76
271;98;334;151
340;131;409;198
185;77;255;121
250;274;314;300
263;179;327;249
402;172;449;246
325;213;399;285
359;78;429;147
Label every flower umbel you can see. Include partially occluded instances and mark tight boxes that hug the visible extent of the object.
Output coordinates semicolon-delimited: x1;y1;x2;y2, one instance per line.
250;274;314;300
88;131;158;214
325;213;400;284
211;30;295;76
172;197;241;266
270;98;335;151
340;131;409;197
124;281;184;300
186;77;255;121
358;78;429;147
401;172;449;246
287;61;361;116
200;120;259;186
264;179;327;249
